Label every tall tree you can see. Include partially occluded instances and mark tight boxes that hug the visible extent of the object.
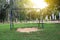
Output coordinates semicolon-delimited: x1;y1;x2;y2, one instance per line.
45;0;60;20
45;0;60;11
0;0;9;23
13;0;33;22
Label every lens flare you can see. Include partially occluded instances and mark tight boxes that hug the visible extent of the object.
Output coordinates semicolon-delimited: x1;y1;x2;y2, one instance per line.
31;0;48;9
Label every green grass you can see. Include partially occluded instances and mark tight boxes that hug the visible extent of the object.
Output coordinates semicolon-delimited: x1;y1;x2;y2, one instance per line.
0;23;60;40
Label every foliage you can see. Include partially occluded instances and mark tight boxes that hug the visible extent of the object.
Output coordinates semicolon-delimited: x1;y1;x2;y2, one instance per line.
27;10;38;20
15;0;33;8
45;0;60;11
0;0;9;22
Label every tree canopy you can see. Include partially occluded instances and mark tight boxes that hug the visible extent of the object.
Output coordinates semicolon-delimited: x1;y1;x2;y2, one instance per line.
45;0;60;11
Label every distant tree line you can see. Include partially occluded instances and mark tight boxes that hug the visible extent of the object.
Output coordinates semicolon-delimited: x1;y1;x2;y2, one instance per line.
0;0;60;23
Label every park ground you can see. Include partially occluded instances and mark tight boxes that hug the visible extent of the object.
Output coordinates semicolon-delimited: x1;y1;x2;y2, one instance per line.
0;23;60;40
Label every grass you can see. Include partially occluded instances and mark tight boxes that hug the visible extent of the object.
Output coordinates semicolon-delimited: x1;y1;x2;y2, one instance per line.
0;23;60;40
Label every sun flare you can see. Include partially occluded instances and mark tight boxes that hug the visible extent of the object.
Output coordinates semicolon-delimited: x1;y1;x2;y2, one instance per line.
31;0;48;9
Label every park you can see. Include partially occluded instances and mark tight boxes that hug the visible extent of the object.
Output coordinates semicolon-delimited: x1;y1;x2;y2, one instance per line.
0;0;60;40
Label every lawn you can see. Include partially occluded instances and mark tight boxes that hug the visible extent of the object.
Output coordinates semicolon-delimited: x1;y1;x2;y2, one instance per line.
0;23;60;40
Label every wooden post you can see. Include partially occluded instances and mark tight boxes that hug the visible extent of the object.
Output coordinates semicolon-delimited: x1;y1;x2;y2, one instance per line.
10;0;14;30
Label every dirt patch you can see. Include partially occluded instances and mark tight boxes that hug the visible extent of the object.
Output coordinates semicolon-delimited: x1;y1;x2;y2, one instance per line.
17;27;39;33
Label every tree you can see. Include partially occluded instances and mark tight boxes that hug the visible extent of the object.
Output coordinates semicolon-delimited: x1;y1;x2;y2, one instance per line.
45;0;60;20
13;0;33;22
0;0;9;23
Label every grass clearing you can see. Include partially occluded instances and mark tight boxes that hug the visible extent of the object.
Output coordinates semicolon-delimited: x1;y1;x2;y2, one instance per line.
0;23;60;40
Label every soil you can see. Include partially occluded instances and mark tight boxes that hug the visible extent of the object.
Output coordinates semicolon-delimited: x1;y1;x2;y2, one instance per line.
16;27;39;33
